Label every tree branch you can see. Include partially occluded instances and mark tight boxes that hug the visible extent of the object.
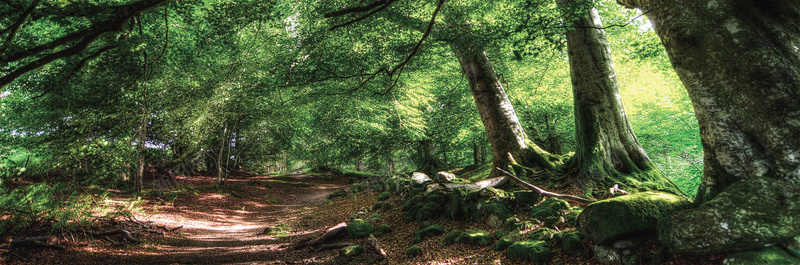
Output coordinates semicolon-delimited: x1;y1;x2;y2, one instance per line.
0;0;41;48
496;167;596;204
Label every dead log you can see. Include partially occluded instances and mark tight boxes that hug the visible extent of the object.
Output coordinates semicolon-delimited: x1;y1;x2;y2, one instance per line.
308;222;347;246
9;236;65;250
364;234;387;260
496;167;596;204
424;176;508;194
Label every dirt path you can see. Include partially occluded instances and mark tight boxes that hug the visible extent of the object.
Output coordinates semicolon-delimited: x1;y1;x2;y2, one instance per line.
11;172;365;265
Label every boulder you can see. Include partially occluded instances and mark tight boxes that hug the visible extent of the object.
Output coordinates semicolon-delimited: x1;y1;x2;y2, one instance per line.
531;198;570;219
578;191;691;245
507;240;551;264
513;191;542;206
593;245;621;264
457;228;493;246
411;172;431;184
556;230;584;253
433;171;456;182
480;203;511;227
346;219;374;239
659;178;800;254
724;246;800;265
492;228;522;251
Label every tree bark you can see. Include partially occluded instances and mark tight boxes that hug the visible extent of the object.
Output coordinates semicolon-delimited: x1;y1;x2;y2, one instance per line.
617;0;800;254
450;43;561;177
558;0;684;196
616;0;800;202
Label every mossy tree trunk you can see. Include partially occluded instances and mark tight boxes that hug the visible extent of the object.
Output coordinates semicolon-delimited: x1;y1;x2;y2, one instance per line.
558;0;684;196
450;42;562;177
617;0;800;254
416;139;444;173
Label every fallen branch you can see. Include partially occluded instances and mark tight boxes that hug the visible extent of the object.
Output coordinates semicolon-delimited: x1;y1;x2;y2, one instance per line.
496;167;596;204
9;236;65;250
424;176;508;194
308;222;347;246
364;234;387;260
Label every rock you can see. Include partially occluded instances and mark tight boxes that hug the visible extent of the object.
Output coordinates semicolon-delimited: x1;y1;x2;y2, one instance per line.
531;198;570;219
659;178;800;254
612;237;649;250
376;224;392;234
339;245;364;258
327;189;348;200
515;220;541;230
439;229;461;246
514;191;542;206
372;201;385;211
543;216;564;229
578;191;692;245
433;171;456;182
376;191;390;201
481;203;511;228
418;221;432;230
527;227;557;241
564;208;583;227
457;228;494;246
593;245;622;264
417;224;444;238
346;219;374;239
406;246;422;257
723;246;800;265
557;230;584;253
492;228;522;251
621;254;640;265
506;240;551;264
411;172;431;184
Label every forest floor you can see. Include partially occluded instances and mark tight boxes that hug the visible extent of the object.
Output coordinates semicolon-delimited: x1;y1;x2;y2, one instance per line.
2;170;722;264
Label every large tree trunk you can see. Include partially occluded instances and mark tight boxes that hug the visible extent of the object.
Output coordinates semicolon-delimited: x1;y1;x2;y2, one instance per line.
450;43;561;177
415;139;444;173
557;0;684;196
618;0;800;255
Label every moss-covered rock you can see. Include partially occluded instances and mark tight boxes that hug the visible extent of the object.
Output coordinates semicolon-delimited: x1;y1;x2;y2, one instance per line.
507;240;551;264
377;191;391;201
457;228;493;246
514;191;542;206
724;246;800;265
403;191;448;223
406;246;422;257
543;216;564;229
563;208;583;227
418;224;444;238
339;245;364;258
492;228;522;251
659;178;800;254
527;227;557;241
531;198;570;219
515;220;540;230
346;219;374;239
440;229;461;246
578;191;691;245
480;203;511;227
327;189;348;200
556;230;584;253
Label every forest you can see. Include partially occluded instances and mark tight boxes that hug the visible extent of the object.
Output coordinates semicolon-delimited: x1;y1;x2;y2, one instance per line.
1;0;798;264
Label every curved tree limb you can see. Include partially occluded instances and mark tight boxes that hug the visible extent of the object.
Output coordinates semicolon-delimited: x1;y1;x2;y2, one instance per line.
496;167;596;204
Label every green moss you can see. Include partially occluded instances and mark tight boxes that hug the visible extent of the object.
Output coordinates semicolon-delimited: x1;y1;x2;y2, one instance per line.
481;203;511;227
377;191;390;201
563;208;583;227
492;228;522;251
507;240;552;264
440;229;461;246
515;220;540;230
527;227;557;241
417;224;444;238
339;245;364;258
457;228;493;246
724;247;800;264
464;163;494;182
327;189;348;200
531;198;570;219
513;191;542;206
372;201;385;211
406;246;422;257
556;230;584;253
346;219;374;239
376;224;392;234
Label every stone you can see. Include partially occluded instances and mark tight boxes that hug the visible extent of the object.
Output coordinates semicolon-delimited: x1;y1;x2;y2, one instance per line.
506;240;551;264
411;172;431;184
372;201;385;211
527;227;557;241
481;203;511;228
514;191;542;206
417;224;444;238
659;178;800;254
406;246;422;257
457;228;494;246
339;245;364;258
723;246;800;265
439;229;461;246
346;219;374;239
531;198;571;219
564;208;583;227
492;228;522;251
593;245;622;264
558;230;584;253
376;191;390;201
433;171;456;182
327;189;348;200
578;191;692;245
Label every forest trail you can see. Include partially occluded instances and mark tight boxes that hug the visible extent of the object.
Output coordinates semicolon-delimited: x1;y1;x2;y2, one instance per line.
13;172;371;265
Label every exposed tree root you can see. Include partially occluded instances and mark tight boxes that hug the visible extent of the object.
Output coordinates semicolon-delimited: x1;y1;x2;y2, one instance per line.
308;222;347;246
9;236;65;250
424;176;507;193
496;167;596;204
364;234;387;259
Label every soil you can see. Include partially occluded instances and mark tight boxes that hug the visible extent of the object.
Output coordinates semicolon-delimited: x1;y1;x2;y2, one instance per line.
1;171;725;265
